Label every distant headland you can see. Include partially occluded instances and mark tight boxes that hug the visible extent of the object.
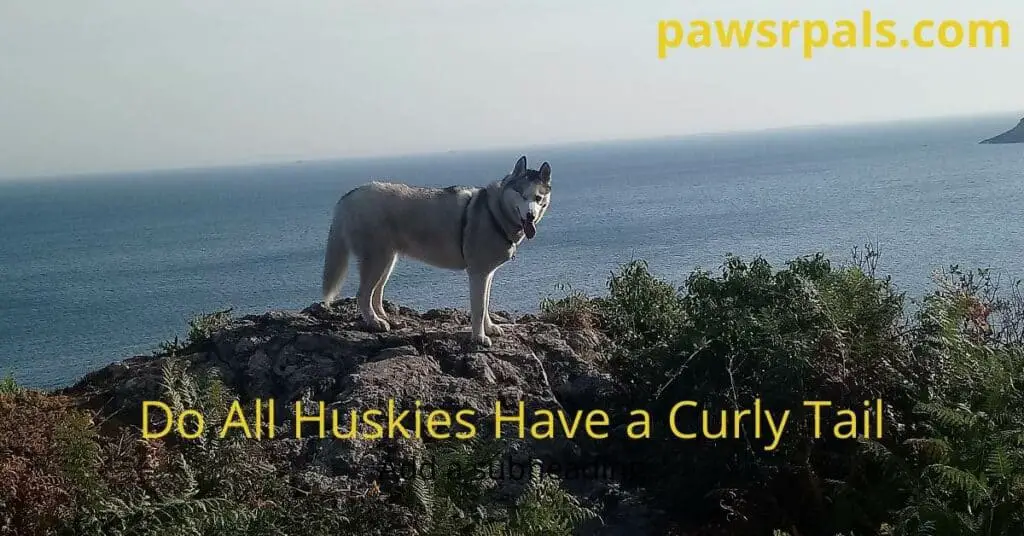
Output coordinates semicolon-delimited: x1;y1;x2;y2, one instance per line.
980;116;1024;144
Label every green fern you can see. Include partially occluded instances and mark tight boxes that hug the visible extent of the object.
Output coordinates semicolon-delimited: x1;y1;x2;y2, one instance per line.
494;464;600;536
71;360;277;535
904;438;952;465
915;402;977;432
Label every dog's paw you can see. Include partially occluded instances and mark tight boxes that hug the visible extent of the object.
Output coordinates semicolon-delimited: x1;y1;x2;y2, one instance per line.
484;323;504;337
472;334;493;348
365;317;391;332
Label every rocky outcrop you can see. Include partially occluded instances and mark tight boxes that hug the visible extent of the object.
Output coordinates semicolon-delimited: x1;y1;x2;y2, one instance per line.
980;117;1024;144
66;299;616;432
62;298;667;534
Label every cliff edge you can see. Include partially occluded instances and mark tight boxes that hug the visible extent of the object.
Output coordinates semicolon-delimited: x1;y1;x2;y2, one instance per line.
980;116;1024;144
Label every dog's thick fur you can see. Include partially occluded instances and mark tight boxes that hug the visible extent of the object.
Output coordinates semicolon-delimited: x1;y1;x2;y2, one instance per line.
321;156;552;347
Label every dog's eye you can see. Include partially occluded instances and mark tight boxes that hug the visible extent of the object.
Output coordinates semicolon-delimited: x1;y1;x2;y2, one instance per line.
534;195;543;203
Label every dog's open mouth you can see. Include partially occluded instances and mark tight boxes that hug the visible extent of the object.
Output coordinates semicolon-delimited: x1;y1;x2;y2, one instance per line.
523;219;536;239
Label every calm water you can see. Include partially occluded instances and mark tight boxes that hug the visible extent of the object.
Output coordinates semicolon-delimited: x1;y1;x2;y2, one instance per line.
2;115;1022;389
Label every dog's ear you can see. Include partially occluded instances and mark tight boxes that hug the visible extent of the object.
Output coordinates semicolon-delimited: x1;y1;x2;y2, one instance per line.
513;156;527;176
539;162;551;184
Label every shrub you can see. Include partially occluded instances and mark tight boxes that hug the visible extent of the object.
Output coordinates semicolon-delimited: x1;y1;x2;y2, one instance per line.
540;284;603;331
0;389;101;535
557;250;1024;535
581;253;930;533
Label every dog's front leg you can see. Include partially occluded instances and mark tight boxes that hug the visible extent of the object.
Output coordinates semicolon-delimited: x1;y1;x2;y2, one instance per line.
468;269;492;347
481;271;504;338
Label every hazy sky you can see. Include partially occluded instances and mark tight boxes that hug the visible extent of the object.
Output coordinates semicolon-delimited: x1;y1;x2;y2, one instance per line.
1;0;1021;178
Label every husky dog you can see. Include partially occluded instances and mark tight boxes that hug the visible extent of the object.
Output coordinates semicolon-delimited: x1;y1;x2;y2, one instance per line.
321;156;552;347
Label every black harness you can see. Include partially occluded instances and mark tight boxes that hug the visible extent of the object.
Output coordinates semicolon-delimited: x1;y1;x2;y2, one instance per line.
459;188;518;263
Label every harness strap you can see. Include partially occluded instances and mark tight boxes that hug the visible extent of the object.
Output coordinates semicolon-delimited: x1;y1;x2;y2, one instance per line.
479;188;516;248
460;188;518;264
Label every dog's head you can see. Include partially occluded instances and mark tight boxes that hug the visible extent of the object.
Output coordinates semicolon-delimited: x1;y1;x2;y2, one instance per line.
503;155;552;239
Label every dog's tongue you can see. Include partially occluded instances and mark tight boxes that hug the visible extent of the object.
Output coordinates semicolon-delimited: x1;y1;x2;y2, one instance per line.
523;220;537;239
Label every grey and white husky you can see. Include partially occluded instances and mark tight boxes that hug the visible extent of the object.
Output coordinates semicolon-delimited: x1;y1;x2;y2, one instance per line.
321;156;552;347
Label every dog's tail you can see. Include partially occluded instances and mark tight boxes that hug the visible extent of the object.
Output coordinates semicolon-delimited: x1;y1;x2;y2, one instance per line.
321;208;350;307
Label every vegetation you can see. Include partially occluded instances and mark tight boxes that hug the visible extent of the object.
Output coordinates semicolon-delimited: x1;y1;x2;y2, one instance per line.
540;246;1024;535
1;359;389;535
6;247;1024;535
155;308;234;357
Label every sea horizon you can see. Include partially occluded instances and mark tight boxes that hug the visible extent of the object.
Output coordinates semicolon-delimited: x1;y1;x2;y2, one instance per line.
2;111;1023;389
1;109;1018;184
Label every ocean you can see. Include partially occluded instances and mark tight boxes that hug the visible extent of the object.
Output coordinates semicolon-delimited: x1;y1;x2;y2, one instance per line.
2;114;1022;389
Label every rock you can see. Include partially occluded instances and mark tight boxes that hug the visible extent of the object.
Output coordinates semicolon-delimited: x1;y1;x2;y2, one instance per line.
60;295;610;443
980;116;1024;144
59;297;663;534
372;344;420;361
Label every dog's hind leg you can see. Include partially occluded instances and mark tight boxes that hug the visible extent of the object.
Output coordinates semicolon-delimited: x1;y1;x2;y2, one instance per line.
468;269;494;347
371;253;398;321
482;272;504;337
356;250;394;332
